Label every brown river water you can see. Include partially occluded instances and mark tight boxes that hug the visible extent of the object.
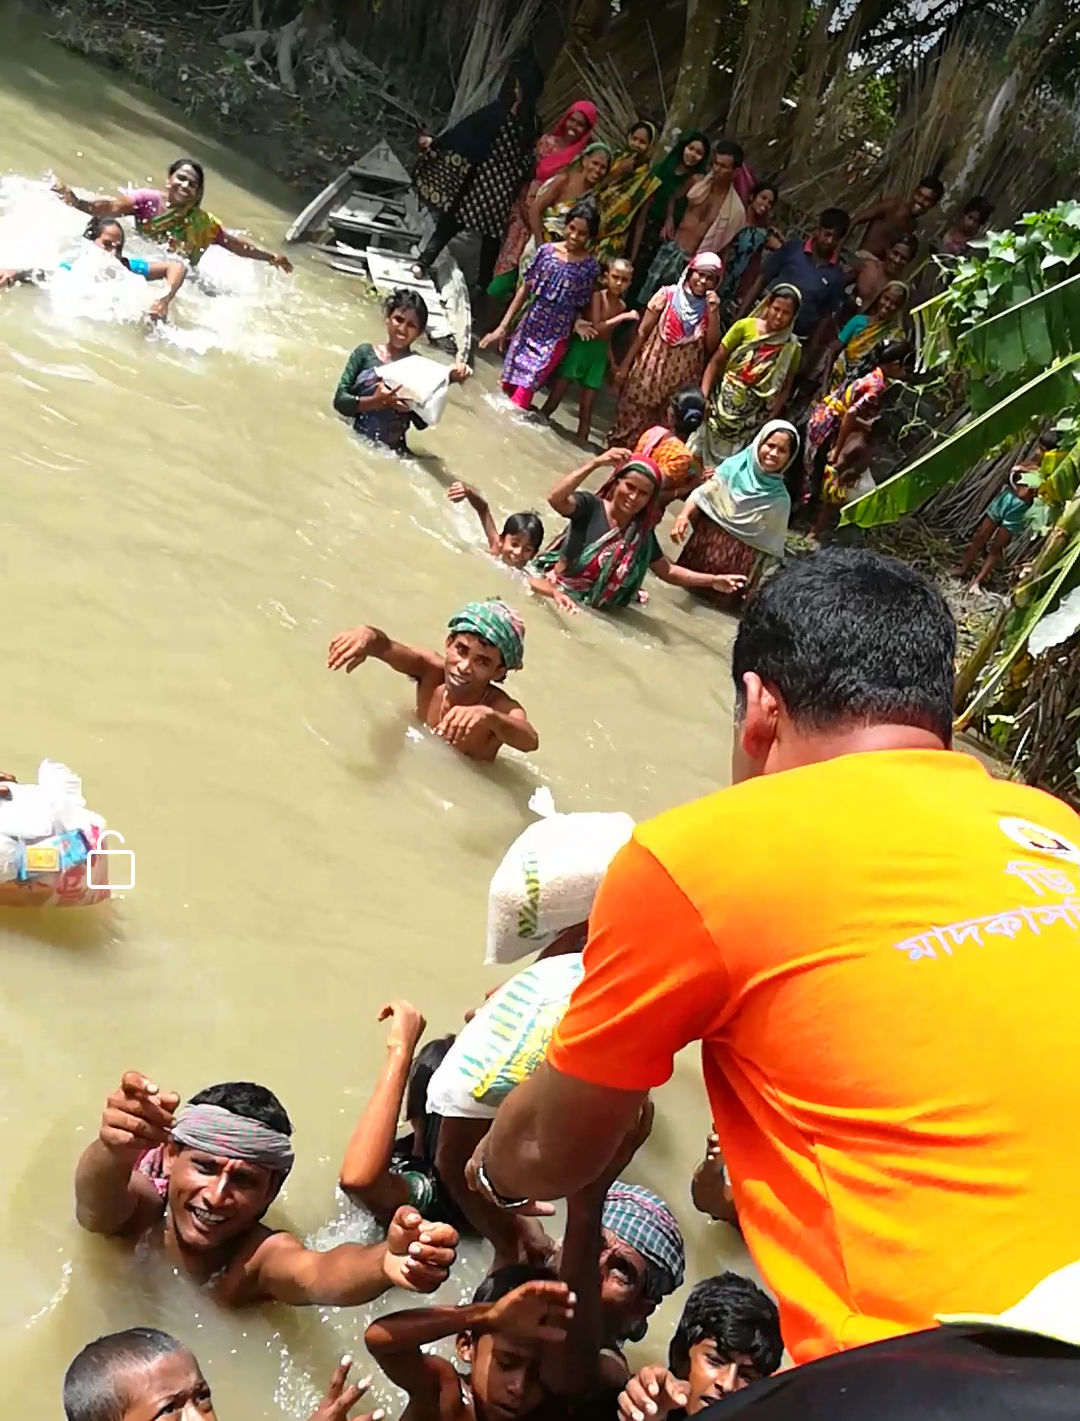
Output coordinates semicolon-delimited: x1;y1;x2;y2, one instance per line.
0;19;750;1417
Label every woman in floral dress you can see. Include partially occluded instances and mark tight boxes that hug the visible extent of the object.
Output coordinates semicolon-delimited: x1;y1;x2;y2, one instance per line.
480;201;601;411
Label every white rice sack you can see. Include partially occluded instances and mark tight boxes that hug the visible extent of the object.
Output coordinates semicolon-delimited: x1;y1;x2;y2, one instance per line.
427;954;585;1119
485;792;635;966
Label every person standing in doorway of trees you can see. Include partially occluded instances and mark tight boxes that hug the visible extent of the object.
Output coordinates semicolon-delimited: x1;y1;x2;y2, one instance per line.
466;546;1080;1366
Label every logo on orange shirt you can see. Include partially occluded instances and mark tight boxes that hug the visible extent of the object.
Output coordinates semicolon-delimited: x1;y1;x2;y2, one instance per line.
999;817;1080;864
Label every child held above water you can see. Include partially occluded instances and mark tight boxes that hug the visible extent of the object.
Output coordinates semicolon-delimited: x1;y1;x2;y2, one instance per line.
327;599;539;762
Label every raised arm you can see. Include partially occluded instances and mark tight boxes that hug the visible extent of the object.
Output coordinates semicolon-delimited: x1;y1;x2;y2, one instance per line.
253;1206;458;1306
53;181;137;219
548;448;631;517
447;481;500;554
74;1072;178;1236
215;228;293;271
338;1002;426;1220
327;625;445;679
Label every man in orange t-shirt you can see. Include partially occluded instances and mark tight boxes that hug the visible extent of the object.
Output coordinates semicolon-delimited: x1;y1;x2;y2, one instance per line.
467;547;1080;1364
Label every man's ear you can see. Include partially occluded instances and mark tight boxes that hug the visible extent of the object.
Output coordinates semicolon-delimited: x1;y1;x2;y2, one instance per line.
162;1142;179;1176
733;672;780;781
456;1332;474;1366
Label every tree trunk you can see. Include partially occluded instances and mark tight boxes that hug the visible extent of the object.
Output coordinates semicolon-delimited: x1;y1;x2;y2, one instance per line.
661;0;726;148
726;0;804;141
950;0;1069;199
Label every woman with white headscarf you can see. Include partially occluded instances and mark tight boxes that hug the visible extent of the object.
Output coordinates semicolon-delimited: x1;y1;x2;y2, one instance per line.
670;419;799;593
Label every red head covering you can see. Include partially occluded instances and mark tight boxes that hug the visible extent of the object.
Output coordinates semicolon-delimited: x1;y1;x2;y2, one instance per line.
534;100;599;183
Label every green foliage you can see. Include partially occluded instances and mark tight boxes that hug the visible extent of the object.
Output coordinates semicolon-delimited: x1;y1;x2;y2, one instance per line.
842;359;1080;528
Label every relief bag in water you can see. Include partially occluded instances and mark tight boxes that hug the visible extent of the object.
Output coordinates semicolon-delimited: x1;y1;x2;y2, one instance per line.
374;354;450;426
485;788;635;965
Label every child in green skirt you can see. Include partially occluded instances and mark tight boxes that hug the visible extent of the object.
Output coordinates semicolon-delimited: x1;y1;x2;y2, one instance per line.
541;257;638;442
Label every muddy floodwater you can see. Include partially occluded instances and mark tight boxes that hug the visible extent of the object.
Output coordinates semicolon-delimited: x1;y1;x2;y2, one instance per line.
0;18;750;1417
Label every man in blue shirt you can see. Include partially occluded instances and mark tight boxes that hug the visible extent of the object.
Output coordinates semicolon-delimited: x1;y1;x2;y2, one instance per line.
737;207;851;353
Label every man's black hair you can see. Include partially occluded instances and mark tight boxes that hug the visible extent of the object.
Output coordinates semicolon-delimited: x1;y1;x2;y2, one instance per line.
732;546;955;745
1039;430;1061;451
818;207;851;236
892;231;919;258
64;1328;189;1421
189;1081;293;1135
404;1035;456;1122
567;198;601;240
714;139;745;166
384;286;429;332
502;510;545;551
668;1273;783;1380
917;175;945;201
472;1262;557;1305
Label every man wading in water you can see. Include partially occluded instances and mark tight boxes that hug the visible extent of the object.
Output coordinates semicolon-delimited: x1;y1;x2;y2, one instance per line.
75;1073;459;1306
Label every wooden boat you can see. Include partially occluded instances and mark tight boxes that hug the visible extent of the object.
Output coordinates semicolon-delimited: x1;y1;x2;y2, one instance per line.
285;141;471;359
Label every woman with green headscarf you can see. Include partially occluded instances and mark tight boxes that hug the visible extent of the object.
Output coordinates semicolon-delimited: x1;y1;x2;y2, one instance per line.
531;448;747;610
627;131;710;297
670;420;798;595
594;119;658;265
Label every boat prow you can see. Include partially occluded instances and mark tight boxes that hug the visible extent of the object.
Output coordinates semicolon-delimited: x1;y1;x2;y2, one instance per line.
286;141;472;360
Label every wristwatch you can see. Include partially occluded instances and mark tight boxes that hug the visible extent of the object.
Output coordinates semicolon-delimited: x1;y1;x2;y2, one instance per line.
473;1154;531;1211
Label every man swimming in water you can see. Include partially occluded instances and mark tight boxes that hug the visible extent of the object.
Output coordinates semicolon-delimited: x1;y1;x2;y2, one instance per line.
327;599;539;762
74;1072;459;1307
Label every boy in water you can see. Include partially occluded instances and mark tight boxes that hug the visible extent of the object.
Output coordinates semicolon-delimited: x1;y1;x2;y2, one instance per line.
365;1266;575;1421
328;599;539;762
617;1274;783;1419
542;258;639;442
63;1328;377;1421
446;483;579;614
334;287;471;454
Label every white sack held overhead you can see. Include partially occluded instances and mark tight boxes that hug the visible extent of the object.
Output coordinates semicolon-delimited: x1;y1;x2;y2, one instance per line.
485;788;635;966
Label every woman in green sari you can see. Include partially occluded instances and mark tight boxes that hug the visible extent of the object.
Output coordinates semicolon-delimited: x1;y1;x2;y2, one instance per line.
694;283;801;465
626;132;710;297
594;120;657;265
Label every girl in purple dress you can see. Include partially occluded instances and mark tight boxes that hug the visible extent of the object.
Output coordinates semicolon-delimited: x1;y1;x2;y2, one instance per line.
480;199;601;410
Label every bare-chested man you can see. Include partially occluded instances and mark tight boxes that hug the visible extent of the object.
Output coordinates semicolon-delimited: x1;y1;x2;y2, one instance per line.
848;230;918;312
638;141;745;306
328;598;538;763
75;1073;458;1307
852;177;942;259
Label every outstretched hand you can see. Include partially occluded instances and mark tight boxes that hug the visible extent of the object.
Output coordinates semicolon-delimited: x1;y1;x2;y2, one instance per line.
486;1279;576;1342
384;1207;458;1293
618;1366;690;1421
328;626;378;672
709;574;748;594
378;1000;426;1054
306;1356;384;1421
99;1072;180;1160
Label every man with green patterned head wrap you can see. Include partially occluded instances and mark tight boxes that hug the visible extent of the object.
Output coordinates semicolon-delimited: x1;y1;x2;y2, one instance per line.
328;598;538;763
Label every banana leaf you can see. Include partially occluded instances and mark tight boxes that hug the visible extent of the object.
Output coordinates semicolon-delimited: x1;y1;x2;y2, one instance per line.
961;270;1080;379
842;358;1080;529
959;532;1080;724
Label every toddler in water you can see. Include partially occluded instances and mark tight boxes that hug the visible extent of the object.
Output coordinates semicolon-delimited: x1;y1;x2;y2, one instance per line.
63;1327;377;1421
327;598;539;762
446;482;580;613
542;257;639;442
334;287;471;454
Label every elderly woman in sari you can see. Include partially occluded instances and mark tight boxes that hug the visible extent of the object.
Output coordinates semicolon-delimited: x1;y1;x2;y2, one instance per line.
822;280;907;396
608;251;722;449
53;158;292;271
693;284;801;466
529;448;747;610
671;421;799;591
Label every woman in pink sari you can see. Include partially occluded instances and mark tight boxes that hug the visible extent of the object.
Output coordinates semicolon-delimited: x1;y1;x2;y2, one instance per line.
488;100;598;299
